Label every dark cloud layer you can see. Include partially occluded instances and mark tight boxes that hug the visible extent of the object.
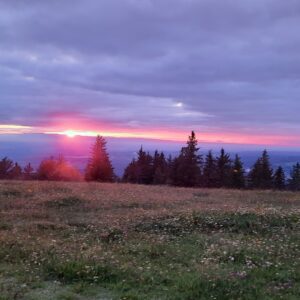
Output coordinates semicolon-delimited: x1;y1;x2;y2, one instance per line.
0;0;300;143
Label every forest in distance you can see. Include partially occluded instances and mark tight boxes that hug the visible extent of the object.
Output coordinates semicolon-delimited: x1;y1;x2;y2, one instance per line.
0;131;300;191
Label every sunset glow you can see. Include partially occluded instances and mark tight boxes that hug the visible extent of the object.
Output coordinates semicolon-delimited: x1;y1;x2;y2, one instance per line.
42;127;300;147
1;0;300;154
1;3;300;296
64;130;78;138
0;124;33;134
0;120;300;147
0;122;299;147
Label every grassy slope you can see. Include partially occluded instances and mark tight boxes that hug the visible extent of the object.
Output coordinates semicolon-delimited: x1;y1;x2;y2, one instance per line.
0;181;299;299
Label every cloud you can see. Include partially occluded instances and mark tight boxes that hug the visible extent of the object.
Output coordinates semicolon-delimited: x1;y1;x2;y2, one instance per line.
0;0;300;144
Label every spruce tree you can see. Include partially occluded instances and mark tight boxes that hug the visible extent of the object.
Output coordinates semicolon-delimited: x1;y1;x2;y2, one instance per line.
85;136;114;182
153;151;168;185
171;131;202;187
216;148;232;187
24;163;34;180
0;157;14;179
9;163;22;179
122;147;153;184
166;154;174;184
231;154;245;189
289;163;300;191
249;150;273;189
135;147;153;184
202;151;217;187
123;159;138;183
273;166;285;190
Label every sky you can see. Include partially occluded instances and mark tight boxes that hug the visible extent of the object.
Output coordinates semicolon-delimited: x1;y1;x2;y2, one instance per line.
0;0;300;148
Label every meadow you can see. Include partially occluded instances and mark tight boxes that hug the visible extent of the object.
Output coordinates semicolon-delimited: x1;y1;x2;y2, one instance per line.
0;181;299;299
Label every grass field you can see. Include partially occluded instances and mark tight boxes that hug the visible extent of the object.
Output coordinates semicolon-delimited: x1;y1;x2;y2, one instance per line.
0;181;299;299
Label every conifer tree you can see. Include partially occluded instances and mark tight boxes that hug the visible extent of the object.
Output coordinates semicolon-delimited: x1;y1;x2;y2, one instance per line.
152;151;168;184
202;150;217;187
122;147;153;184
216;148;232;187
24;163;34;180
85;135;114;182
171;131;202;187
136;147;153;184
0;157;14;179
288;163;300;191
123;159;138;183
169;156;180;186
248;150;273;189
273;166;286;190
166;154;174;184
9;163;22;179
231;154;245;189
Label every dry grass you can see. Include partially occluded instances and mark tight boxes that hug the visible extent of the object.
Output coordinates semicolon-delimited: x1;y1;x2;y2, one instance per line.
1;181;299;229
0;181;299;299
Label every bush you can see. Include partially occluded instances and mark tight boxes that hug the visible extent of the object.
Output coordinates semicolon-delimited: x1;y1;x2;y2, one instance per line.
37;157;82;181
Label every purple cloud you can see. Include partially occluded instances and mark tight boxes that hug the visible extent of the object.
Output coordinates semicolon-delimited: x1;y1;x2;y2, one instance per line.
0;0;300;144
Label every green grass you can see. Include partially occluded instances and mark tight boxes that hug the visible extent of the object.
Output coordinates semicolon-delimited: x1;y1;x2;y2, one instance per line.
0;181;299;299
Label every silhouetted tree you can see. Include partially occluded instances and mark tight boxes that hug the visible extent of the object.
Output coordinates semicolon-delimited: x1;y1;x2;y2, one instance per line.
123;147;154;184
9;163;22;179
136;147;153;184
85;136;114;182
216;148;232;187
23;163;34;180
171;131;202;187
273;166;286;190
152;151;168;184
288;163;300;191
166;154;174;185
168;156;180;185
248;150;273;189
0;157;14;179
231;154;245;189
123;159;138;183
202;151;217;187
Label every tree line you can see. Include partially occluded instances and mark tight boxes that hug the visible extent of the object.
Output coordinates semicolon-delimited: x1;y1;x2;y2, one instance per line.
1;132;300;190
123;131;300;191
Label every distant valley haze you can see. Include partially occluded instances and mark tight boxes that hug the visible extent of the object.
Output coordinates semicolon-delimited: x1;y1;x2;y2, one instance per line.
0;133;299;177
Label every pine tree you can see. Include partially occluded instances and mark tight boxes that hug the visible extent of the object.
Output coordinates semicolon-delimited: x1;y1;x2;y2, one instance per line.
166;154;174;184
24;163;34;180
153;151;168;185
169;156;180;186
122;147;153;184
288;163;300;191
273;166;286;190
136;147;153;184
216;148;232;187
85;136;114;182
249;150;273;189
171;131;202;187
0;157;14;179
9;163;22;179
202;151;217;187
231;154;245;189
123;159;138;183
